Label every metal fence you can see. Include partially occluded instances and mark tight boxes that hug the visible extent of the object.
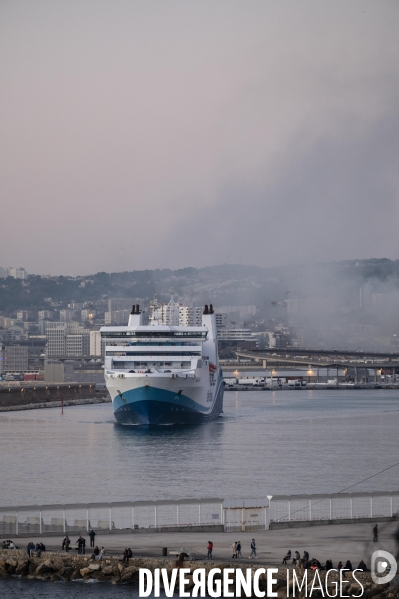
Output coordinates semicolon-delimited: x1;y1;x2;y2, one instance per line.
1;491;398;537
269;491;399;526
0;498;224;537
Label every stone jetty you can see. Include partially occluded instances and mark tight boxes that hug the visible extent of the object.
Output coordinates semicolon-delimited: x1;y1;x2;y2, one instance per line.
0;549;393;596
0;396;111;412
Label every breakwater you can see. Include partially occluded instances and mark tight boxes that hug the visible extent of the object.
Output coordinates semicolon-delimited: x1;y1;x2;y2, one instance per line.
0;549;378;596
0;396;110;412
0;383;109;411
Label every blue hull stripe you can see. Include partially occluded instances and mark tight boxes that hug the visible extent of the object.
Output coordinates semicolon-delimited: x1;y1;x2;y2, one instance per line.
113;373;224;425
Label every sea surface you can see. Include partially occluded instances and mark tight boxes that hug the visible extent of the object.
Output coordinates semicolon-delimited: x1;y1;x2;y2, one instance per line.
0;578;164;598
1;389;399;506
1;389;399;598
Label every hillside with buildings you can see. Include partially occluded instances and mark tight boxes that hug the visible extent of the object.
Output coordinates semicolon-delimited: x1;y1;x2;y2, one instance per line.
1;259;399;383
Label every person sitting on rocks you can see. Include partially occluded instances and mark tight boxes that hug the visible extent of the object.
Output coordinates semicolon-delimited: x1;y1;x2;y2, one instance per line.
35;543;42;557
282;550;291;565
357;560;369;572
292;551;300;565
97;546;105;561
39;542;45;552
127;548;133;560
344;560;353;571
310;558;322;570
337;561;343;570
91;545;100;560
325;559;333;571
122;548;129;563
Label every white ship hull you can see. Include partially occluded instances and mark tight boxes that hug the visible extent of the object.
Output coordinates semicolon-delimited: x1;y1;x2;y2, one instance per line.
106;368;224;425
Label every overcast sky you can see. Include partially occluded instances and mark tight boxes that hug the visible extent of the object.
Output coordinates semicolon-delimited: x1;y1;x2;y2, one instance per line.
1;1;399;275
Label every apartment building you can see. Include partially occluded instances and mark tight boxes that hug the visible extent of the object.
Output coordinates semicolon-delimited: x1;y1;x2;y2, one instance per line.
178;306;202;326
4;345;29;372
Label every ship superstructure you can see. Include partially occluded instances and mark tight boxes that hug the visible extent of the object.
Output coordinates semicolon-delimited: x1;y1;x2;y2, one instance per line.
100;297;224;424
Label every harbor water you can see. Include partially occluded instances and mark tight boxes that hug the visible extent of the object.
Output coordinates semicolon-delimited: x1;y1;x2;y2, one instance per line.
1;389;399;597
0;578;164;598
1;389;399;507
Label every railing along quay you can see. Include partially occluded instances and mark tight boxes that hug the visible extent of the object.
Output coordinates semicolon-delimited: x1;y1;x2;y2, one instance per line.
1;491;398;537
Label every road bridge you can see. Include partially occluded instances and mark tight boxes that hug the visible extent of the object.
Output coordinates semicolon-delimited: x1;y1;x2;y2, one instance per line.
232;350;399;384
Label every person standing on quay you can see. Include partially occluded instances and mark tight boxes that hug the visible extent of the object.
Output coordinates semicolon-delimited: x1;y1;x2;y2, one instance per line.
89;528;96;548
373;524;378;542
231;541;237;558
207;540;213;559
236;541;242;558
249;538;257;558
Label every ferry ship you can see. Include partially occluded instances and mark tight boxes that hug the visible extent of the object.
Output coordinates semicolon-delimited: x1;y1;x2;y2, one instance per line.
100;300;224;424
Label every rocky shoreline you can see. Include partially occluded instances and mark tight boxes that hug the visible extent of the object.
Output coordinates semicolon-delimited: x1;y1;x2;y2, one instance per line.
0;396;111;412
0;549;392;596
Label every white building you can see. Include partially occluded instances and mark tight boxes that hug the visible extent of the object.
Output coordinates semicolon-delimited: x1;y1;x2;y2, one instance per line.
149;294;180;325
60;310;74;322
149;294;203;326
38;310;53;320
46;322;89;357
6;267;27;280
217;327;254;341
17;310;30;321
108;298;132;312
90;330;103;356
215;313;228;329
217;305;256;316
68;302;84;310
104;310;130;325
65;330;90;356
178;306;202;326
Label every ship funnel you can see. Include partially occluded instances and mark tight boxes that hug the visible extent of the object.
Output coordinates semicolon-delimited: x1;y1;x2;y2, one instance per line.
210;304;214;314
131;305;136;314
136;304;140;313
203;304;209;315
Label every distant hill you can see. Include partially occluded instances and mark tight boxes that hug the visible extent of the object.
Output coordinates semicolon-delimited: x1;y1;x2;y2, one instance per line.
1;259;399;313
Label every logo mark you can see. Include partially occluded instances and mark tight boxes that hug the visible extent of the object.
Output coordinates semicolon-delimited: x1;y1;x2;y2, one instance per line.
371;550;397;585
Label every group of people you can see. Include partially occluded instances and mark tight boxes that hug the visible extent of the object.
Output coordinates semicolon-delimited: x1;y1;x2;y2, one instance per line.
206;538;258;560
60;529;97;554
2;540;17;549
231;539;257;559
26;542;46;557
231;541;242;558
122;548;133;563
282;550;370;573
91;545;105;560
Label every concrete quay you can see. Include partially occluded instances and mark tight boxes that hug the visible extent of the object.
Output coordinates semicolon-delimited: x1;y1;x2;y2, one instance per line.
5;521;397;568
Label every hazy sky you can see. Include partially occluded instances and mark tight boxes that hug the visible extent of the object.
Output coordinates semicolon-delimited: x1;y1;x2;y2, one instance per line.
1;1;399;275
